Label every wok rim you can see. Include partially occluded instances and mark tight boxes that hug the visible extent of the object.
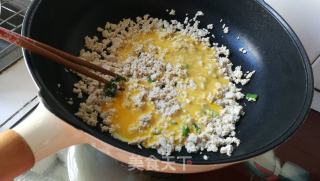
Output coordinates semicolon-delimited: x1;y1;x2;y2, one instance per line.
22;0;314;165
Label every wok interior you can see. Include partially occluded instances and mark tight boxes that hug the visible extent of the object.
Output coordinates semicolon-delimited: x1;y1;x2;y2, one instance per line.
24;0;312;164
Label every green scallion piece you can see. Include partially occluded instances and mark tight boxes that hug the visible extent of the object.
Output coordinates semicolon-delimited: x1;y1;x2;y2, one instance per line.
103;76;126;97
182;125;190;137
201;105;217;118
246;93;258;102
193;123;200;133
113;75;127;82
211;110;217;118
147;76;155;83
183;64;190;69
103;82;117;97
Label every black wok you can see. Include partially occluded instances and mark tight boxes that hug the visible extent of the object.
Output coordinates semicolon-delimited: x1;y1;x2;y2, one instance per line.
0;0;313;179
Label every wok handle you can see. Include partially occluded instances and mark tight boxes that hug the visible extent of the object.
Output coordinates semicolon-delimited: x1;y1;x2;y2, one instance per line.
0;102;87;180
0;130;35;181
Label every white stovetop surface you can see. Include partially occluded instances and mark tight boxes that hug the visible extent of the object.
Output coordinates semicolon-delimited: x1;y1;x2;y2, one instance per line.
265;0;320;63
265;0;320;111
0;60;38;130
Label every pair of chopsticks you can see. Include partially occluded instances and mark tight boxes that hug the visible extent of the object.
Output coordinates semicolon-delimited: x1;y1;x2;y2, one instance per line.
0;27;123;84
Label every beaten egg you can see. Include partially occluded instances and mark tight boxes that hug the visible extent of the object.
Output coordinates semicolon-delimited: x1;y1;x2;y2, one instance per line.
102;30;228;148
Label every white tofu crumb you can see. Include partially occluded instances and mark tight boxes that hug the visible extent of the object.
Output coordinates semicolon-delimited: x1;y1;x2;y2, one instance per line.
196;11;204;16
220;145;233;156
220;19;223;22
139;113;152;127
154;136;174;156
239;48;247;54
203;155;208;160
191;11;205;22
67;100;73;105
57;83;61;88
97;27;104;32
223;26;229;34
247;97;256;102
207;24;213;29
236;36;240;40
169;9;176;15
245;70;255;79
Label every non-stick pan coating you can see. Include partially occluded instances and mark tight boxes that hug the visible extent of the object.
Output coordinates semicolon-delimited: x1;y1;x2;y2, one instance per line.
22;0;313;164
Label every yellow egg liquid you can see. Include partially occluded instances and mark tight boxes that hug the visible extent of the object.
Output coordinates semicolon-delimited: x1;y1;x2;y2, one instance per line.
102;30;228;147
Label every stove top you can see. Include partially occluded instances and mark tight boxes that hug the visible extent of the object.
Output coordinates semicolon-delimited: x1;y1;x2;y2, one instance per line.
0;0;38;130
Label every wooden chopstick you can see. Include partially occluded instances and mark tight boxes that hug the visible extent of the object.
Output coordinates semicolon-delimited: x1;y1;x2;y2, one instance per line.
27;38;119;78
0;27;122;84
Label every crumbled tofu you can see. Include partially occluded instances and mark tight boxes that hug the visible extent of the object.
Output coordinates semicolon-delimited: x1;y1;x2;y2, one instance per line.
153;136;174;156
97;27;104;32
196;11;204;16
169;9;176;15
203;155;208;160
223;26;229;34
139;113;152;127
66;97;73;105
220;144;233;156
239;48;247;54
73;10;255;157
207;24;213;29
129;113;152;132
67;100;73;105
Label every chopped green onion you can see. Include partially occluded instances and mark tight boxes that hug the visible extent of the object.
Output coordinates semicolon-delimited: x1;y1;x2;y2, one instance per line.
170;120;177;125
245;93;258;102
152;128;162;135
104;82;117;97
103;76;126;97
193;123;200;133
201;105;217;118
183;64;190;69
153;128;161;135
182;125;190;137
211;110;217;118
147;76;155;83
113;75;127;82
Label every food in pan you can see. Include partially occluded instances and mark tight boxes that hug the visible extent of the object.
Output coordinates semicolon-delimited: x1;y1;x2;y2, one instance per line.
73;11;255;156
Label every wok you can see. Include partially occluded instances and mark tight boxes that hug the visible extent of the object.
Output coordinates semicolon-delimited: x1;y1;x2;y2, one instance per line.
0;0;313;179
